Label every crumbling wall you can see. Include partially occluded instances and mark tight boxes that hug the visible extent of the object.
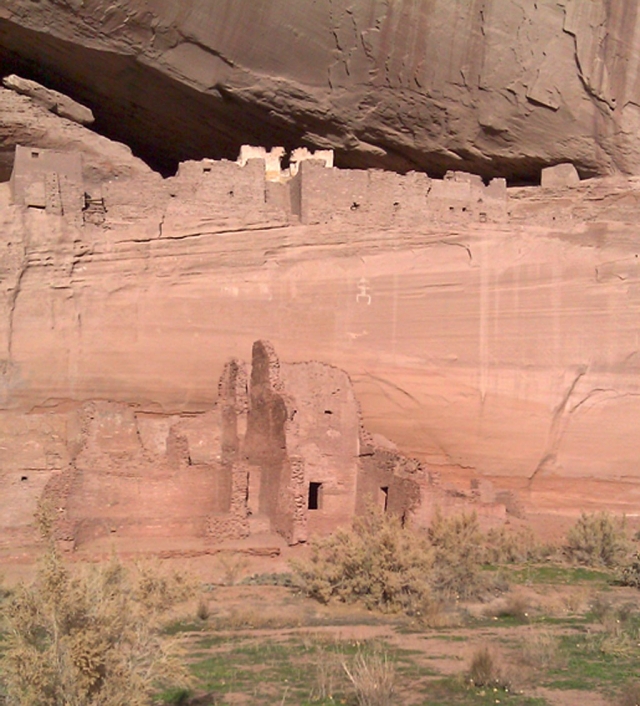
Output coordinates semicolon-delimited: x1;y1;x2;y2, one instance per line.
367;169;432;227
279;361;360;537
0;409;71;551
207;359;250;541
298;160;506;226
60;400;234;547
162;157;288;233
427;171;507;222
243;340;289;530
101;172;168;226
10;145;83;221
7;144;510;238
356;443;423;523
299;160;369;224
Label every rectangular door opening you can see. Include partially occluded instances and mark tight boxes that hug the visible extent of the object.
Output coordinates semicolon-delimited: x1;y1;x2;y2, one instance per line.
380;486;389;512
308;482;323;510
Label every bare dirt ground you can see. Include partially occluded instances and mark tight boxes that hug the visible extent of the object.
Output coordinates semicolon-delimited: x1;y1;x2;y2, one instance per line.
2;534;638;706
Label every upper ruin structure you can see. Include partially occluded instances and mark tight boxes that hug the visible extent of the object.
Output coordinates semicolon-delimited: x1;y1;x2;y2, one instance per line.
9;144;510;230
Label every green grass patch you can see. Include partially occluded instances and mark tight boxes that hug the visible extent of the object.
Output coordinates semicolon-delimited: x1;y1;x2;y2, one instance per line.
544;632;639;691
502;564;613;585
188;636;428;705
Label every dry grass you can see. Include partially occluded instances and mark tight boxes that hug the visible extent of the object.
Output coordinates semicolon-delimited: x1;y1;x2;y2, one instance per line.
216;552;249;586
467;645;510;690
617;680;640;706
310;650;342;702
211;605;303;630
518;627;561;671
559;586;590;615
343;650;396;706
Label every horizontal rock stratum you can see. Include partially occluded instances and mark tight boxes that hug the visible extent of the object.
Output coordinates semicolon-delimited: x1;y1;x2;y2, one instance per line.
2;0;640;179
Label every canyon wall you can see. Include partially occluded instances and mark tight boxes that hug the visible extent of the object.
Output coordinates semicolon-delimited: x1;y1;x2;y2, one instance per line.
3;0;640;180
2;129;640;556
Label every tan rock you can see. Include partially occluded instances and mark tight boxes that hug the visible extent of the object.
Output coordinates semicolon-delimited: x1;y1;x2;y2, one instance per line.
2;0;640;178
541;163;580;188
0;88;153;183
3;74;94;125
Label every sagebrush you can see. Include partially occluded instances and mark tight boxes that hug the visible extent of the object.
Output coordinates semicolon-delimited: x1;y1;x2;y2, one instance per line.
565;511;630;568
428;510;486;599
292;508;434;614
293;508;494;614
0;546;193;706
619;551;640;588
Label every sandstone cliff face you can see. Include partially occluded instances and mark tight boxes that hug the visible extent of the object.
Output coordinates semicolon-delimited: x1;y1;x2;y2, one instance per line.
2;0;640;180
2;135;640;554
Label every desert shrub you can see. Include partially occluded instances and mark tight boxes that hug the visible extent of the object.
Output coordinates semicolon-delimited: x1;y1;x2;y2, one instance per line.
490;590;531;621
343;649;396;706
484;525;547;564
619;551;640;588
565;511;631;568
588;592;614;622
584;600;640;658
293;508;434;614
0;546;193;706
294;508;494;612
428;511;485;599
467;645;509;690
195;597;210;622
242;572;297;587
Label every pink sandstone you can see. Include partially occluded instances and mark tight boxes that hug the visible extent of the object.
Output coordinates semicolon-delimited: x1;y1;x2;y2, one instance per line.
2;128;640;553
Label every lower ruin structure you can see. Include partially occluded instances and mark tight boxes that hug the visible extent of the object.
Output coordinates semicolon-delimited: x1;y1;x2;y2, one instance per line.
34;340;440;551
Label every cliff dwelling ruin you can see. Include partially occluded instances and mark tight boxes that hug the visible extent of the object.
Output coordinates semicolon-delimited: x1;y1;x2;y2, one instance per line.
36;339;438;552
0;141;527;554
2;119;640;555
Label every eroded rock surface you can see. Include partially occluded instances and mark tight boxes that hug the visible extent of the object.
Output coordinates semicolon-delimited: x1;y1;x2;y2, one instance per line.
0;87;152;183
3;74;94;126
2;0;640;179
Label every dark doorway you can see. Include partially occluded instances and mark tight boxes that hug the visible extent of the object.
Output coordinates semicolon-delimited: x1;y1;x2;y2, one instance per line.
308;482;323;510
380;486;389;512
